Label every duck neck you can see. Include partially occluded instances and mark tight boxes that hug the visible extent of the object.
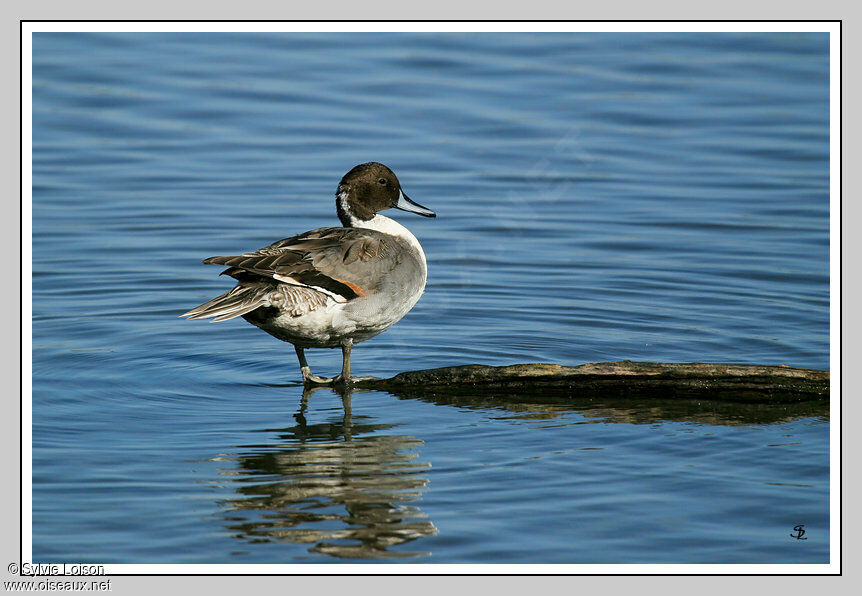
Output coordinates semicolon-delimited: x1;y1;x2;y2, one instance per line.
337;193;427;276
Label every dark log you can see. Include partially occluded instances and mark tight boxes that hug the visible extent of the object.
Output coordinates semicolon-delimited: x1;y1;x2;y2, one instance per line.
355;361;829;403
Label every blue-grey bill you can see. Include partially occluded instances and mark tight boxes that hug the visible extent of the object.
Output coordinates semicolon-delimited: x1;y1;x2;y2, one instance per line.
396;190;436;217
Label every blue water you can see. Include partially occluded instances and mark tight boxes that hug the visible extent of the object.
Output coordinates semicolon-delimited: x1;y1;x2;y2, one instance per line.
31;32;830;564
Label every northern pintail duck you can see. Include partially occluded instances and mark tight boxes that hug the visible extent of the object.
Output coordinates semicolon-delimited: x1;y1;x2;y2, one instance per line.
182;162;435;385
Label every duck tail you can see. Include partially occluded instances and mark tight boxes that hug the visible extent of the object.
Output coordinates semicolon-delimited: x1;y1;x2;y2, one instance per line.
181;285;268;322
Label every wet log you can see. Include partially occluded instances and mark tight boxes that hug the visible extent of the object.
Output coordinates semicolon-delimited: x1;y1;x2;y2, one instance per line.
355;361;829;403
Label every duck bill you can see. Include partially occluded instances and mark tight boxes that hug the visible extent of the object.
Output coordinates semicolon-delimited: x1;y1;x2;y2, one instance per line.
395;190;436;218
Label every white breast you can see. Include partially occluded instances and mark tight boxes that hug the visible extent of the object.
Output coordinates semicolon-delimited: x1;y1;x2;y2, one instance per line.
340;210;427;282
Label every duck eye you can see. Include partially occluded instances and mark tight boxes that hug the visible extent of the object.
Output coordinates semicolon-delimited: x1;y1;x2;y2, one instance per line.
378;178;387;185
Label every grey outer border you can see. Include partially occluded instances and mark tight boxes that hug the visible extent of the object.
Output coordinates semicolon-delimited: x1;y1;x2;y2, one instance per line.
10;5;851;594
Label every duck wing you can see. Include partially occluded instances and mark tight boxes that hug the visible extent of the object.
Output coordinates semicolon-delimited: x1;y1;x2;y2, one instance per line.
201;227;398;302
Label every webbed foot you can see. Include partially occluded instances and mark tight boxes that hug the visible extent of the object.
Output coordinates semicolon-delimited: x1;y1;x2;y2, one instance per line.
331;374;380;386
300;366;336;385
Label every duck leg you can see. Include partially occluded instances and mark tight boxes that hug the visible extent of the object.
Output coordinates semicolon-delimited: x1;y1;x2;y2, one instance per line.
332;339;377;384
294;345;334;385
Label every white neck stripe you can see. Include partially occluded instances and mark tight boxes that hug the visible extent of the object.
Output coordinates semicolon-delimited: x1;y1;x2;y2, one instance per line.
352;214;427;277
336;192;427;277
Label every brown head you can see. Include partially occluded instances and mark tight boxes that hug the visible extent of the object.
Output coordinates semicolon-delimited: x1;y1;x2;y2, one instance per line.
336;162;435;226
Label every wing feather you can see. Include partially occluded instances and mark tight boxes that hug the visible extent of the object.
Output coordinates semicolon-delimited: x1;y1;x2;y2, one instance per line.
201;227;396;301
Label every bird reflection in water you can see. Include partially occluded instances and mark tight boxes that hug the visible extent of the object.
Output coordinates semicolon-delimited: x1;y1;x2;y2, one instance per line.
215;385;437;559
